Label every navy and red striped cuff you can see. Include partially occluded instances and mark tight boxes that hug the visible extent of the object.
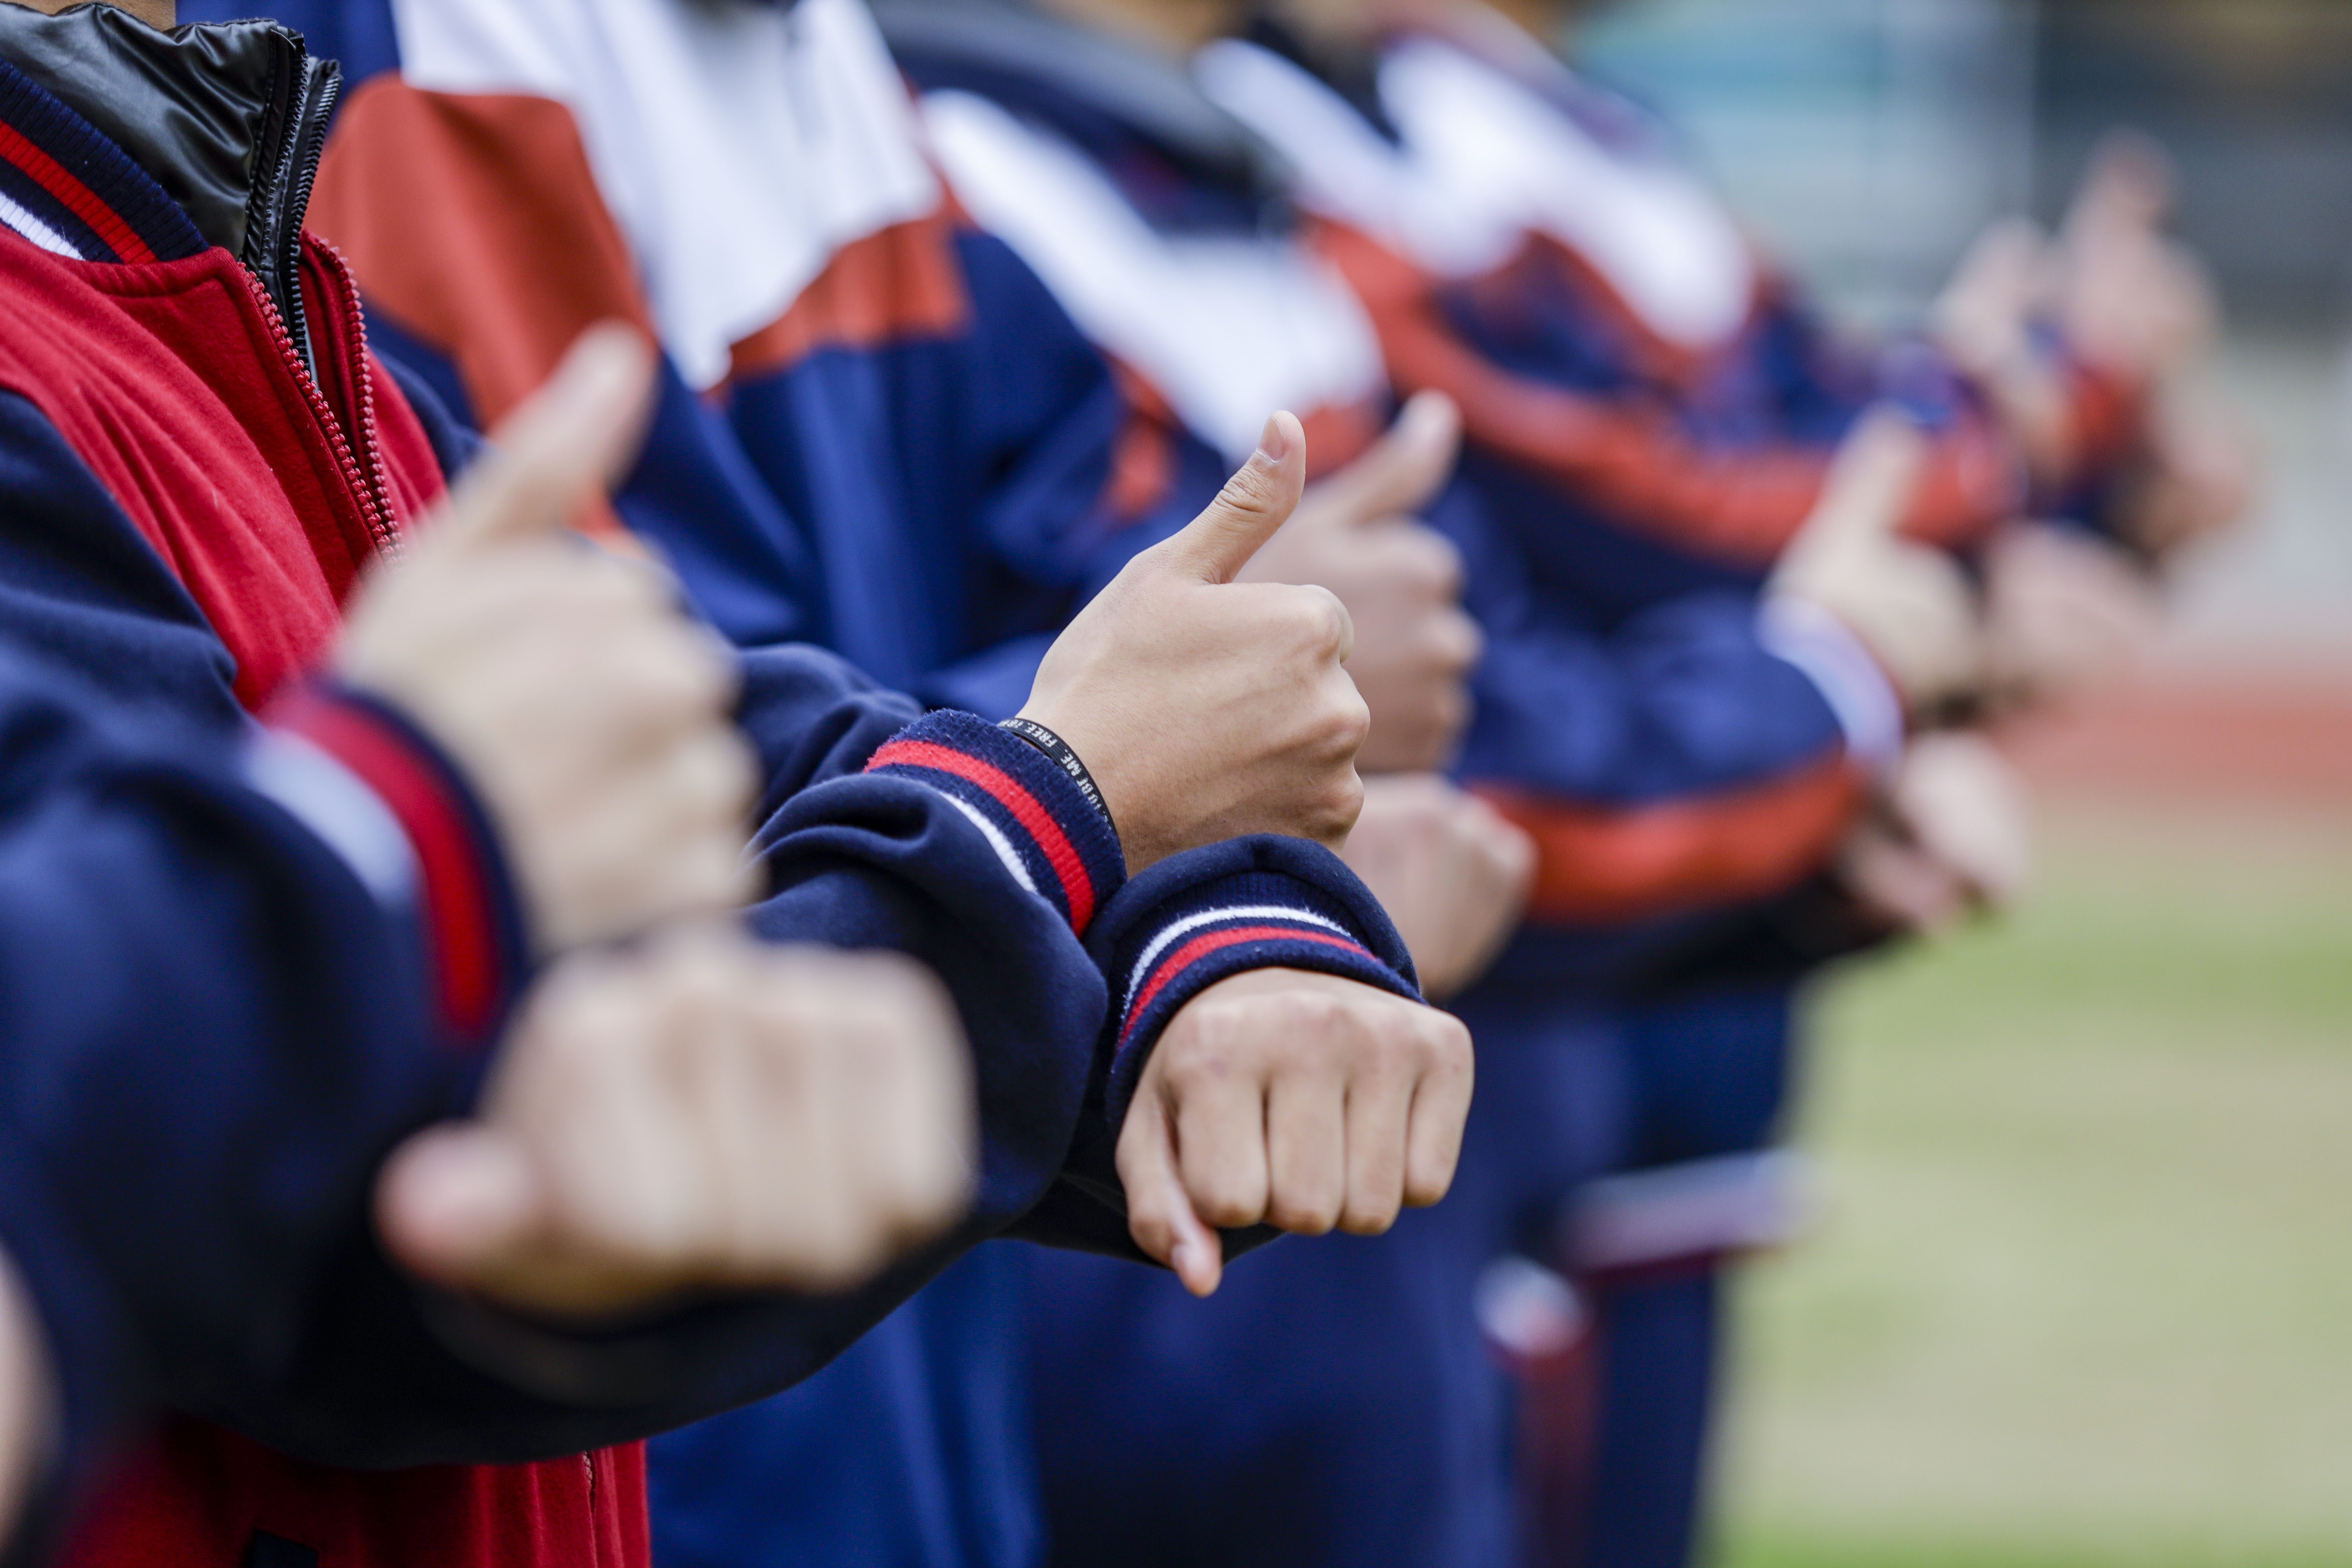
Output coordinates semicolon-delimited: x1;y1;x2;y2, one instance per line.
263;685;529;1046
864;709;1125;935
1088;839;1422;1131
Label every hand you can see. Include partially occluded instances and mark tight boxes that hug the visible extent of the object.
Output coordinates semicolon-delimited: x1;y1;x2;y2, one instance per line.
1116;969;1473;1297
376;926;976;1317
1771;412;1986;714
0;1243;45;1547
2056;138;2217;388
1982;522;2160;711
1340;775;1533;999
1837;731;2032;934
1239;394;1483;772
2114;395;2257;564
1020;413;1371;872
336;325;759;954
1935;218;2073;487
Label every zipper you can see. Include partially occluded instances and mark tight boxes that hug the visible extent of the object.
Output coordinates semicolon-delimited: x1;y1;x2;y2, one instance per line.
237;259;402;564
241;36;342;376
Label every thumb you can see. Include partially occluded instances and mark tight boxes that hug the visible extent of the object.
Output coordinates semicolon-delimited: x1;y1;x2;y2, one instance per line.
1117;1095;1225;1297
1312;390;1462;527
375;1122;545;1289
2069;133;2174;247
432;322;657;550
1159;411;1308;584
1790;408;1928;562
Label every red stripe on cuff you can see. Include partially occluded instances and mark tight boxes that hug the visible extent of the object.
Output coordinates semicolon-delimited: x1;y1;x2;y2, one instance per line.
0;119;153;262
868;737;1096;930
1122;924;1373;1044
272;696;503;1039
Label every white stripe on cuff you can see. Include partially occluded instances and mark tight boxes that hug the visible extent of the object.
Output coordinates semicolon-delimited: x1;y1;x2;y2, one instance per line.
1122;904;1352;1014
1758;596;1905;775
242;725;420;907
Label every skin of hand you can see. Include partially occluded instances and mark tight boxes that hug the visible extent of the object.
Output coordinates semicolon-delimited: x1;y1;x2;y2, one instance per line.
334;325;760;955
10;0;177;30
1019;412;1373;874
1116;968;1474;1297
1935;217;2075;489
2055;138;2218;390
1339;774;1534;1000
1837;730;2032;935
1981;522;2162;712
2114;394;2259;564
376;925;977;1318
0;1243;47;1551
1769;411;1988;714
1238;393;1484;774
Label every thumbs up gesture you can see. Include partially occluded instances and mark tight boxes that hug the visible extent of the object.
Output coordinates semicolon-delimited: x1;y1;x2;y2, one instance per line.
1770;411;1986;715
1238;392;1482;773
335;324;758;953
1019;411;1374;872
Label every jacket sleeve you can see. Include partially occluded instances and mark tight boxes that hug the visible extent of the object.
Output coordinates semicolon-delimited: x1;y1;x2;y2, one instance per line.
1321;222;2025;569
0;653;529;1565
207;642;1417;1469
1435;481;1885;928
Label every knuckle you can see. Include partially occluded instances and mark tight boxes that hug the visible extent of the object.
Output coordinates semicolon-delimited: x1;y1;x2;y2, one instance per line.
1269;1190;1342;1236
1290;588;1350;656
1194;1185;1262;1230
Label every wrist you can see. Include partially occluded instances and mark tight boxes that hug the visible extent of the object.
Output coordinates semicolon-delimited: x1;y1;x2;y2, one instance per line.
866;709;1127;935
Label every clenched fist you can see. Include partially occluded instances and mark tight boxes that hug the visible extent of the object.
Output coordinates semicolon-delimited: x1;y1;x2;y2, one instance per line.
1341;775;1534;999
1239;393;1483;772
1838;731;2032;934
1021;412;1372;872
376;927;976;1317
336;325;758;953
1117;969;1473;1297
1982;522;2160;711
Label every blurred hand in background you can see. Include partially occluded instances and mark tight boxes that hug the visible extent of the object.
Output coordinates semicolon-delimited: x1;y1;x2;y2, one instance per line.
1240;391;1484;774
1838;731;2033;936
1341;774;1534;1000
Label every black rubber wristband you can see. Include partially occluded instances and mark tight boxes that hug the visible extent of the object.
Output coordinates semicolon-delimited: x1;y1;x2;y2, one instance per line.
997;716;1118;838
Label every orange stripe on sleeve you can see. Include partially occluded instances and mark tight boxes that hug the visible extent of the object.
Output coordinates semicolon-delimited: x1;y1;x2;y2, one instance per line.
1473;753;1866;925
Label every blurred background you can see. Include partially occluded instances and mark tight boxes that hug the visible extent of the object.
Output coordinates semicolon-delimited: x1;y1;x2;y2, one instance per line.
1566;2;2352;1565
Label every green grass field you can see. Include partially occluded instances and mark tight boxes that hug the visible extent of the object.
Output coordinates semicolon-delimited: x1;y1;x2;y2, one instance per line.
1714;802;2352;1568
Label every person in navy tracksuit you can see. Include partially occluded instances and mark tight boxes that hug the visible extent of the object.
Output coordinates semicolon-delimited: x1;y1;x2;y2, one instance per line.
1203;7;2232;1565
154;1;1487;1565
0;6;1450;1564
868;5;1988;1566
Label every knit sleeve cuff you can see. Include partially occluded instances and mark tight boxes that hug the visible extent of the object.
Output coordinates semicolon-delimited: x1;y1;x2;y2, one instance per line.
252;684;530;1047
1757;595;1905;776
1087;837;1421;1134
863;708;1125;935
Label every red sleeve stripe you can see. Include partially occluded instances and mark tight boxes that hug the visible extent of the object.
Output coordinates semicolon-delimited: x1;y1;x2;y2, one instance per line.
866;737;1097;931
1120;923;1373;1046
0;119;153;264
271;694;504;1040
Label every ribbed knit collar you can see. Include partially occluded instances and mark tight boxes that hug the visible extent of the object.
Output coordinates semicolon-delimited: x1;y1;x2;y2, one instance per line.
0;5;339;341
0;49;203;260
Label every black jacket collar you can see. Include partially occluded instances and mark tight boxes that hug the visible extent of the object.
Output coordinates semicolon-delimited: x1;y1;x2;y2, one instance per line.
0;3;338;338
